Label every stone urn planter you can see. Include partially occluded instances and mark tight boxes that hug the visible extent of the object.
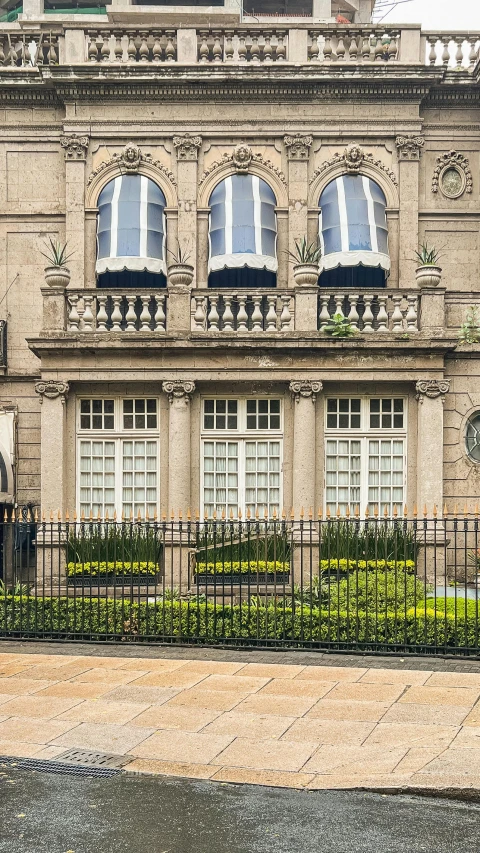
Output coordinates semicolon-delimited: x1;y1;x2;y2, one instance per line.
168;263;194;288
415;265;442;288
44;266;71;289
292;263;319;287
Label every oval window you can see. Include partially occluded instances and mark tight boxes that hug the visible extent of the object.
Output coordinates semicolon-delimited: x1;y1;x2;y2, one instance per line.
466;412;480;462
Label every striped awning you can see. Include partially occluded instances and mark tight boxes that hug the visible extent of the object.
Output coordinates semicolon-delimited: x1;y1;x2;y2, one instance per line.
209;175;277;274
319;175;390;273
0;441;14;504
96;175;166;276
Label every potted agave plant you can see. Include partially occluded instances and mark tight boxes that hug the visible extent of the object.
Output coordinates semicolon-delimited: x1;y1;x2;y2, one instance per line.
414;242;443;288
287;237;321;287
167;245;194;288
41;238;74;289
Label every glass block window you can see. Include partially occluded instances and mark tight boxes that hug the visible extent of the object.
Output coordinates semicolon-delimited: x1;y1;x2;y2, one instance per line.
77;398;159;517
123;399;157;430
203;399;238;431
325;397;406;516
369;398;404;429
202;399;282;517
80;399;114;431
326;398;361;429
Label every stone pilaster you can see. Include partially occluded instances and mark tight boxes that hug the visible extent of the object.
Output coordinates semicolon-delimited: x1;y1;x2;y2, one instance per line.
289;380;322;514
162;380;195;515
173;135;201;288
395;135;424;289
284;135;313;288
62;133;89;290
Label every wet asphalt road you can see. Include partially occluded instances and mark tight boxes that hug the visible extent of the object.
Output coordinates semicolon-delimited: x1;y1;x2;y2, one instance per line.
0;762;480;853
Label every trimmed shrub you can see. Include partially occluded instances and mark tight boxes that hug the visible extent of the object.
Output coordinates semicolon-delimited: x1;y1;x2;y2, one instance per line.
319;559;415;573
66;561;159;578
194;560;290;575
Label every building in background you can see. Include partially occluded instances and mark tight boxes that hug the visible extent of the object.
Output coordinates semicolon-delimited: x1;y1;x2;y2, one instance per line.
0;0;478;528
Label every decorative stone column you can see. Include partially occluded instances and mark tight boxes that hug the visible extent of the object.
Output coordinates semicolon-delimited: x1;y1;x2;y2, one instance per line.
162;380;196;591
289;380;322;582
172;134;202;288
35;380;70;585
61;133;89;290
284;135;313;288
395;135;424;289
415;378;450;582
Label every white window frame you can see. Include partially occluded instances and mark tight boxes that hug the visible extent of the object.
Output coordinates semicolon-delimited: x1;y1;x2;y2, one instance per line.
76;397;160;518
201;396;283;518
324;396;407;516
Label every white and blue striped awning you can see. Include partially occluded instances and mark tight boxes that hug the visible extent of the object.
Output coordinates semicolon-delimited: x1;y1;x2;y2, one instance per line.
319;175;390;273
96;174;166;276
209;175;277;273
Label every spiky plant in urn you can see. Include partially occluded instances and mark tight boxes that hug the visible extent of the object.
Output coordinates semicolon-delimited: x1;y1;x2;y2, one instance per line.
287;237;322;286
167;245;194;288
414;242;443;288
41;239;74;289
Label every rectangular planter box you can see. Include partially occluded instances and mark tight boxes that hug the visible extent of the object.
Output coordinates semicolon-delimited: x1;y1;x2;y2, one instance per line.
67;574;160;587
194;572;290;586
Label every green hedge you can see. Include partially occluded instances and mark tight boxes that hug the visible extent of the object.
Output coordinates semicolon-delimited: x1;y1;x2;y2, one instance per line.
0;596;479;649
194;560;290;575
320;559;415;573
66;562;159;578
325;570;425;611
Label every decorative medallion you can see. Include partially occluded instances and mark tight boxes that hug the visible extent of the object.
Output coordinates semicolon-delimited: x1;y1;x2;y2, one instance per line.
432;151;472;198
310;144;398;187
289;380;323;403
35;380;70;404
415;379;450;401
162;380;196;403
284;135;313;160
61;133;89;161
232;144;253;173
173;134;202;161
395;135;424;161
87;143;177;187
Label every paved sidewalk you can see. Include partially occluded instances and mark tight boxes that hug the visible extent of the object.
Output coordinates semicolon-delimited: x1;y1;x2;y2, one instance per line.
1;645;480;793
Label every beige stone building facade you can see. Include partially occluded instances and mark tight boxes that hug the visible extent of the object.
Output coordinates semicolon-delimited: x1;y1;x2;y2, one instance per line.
0;0;479;524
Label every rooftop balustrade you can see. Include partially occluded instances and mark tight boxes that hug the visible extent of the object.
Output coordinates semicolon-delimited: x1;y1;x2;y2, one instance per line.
0;24;478;69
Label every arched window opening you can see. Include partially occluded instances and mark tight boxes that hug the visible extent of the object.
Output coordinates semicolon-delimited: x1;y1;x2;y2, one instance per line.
208;174;277;288
96;174;167;289
318;175;389;289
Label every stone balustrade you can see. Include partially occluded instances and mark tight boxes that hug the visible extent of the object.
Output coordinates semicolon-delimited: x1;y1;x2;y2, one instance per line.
1;24;478;68
66;290;167;333
318;290;419;333
191;290;295;333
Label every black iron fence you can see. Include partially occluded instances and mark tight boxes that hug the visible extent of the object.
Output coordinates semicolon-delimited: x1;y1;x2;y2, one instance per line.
1;514;480;656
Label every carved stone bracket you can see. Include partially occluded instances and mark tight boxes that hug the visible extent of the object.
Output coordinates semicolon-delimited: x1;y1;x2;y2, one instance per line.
162;380;196;403
289;380;323;403
35;380;70;405
87;143;177;187
61;133;89;161
395;135;424;161
415;379;450;402
199;145;287;187
284;135;313;161
173;134;202;161
310;143;398;187
431;150;473;196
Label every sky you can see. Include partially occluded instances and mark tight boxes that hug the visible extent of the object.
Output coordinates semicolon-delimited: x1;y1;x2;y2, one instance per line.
373;0;480;28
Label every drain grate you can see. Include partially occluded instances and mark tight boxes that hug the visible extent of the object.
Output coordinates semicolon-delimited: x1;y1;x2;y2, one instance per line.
0;754;123;778
54;749;131;769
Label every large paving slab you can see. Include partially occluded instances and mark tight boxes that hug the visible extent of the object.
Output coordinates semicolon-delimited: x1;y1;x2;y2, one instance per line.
0;644;479;793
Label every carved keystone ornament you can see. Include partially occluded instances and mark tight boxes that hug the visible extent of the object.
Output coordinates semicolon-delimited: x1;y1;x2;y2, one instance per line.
289;380;323;403
415;379;450;401
61;133;89;161
284;135;313;160
173;134;202;161
395;135;424;161
35;380;70;404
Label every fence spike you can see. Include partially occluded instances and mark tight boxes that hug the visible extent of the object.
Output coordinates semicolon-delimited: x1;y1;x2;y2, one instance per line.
326;506;331;519
130;509;133;522
433;504;438;518
300;507;305;520
113;509;117;521
374;505;379;519
42;509;46;522
475;504;479;519
272;507;277;520
65;508;70;521
393;505;398;518
246;507;251;520
290;507;294;520
403;504;408;518
187;507;192;521
238;508;243;520
255;507;259;520
423;504;427;518
464;503;469;518
81;509;85;521
221;508;225;520
170;508;175;521
308;506;313;520
3;508;7;523
145;509;149;521
384;505;389;518
443;503;448;517
178;509;183;521
204;509;208;521
121;509;125;522
413;504;418;518
354;505;359;519
213;509;217;521
282;508;286;520
34;508;39;523
50;509;54;522
318;507;323;519
195;509;200;521
336;506;340;518
365;506;369;519
89;509;93;521
345;505;350;519
154;508;158;521
163;510;167;521
264;507;268;520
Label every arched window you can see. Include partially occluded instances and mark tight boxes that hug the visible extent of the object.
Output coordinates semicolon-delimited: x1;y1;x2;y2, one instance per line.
96;174;166;288
466;412;480;462
208;174;277;288
319;175;389;289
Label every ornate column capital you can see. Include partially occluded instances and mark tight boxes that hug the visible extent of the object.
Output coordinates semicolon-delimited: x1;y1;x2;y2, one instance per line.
162;380;196;403
284;134;313;160
289;380;323;403
61;133;89;161
173;134;202;161
35;380;70;405
395;135;424;161
415;379;450;402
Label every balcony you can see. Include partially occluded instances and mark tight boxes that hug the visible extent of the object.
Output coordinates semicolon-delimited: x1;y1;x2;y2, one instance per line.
0;24;478;70
66;290;167;333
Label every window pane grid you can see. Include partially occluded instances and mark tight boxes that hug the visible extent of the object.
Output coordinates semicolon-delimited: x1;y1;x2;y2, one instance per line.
245;440;281;517
79;440;116;518
203;441;239;517
368;438;405;515
122;439;158;519
325;439;361;515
